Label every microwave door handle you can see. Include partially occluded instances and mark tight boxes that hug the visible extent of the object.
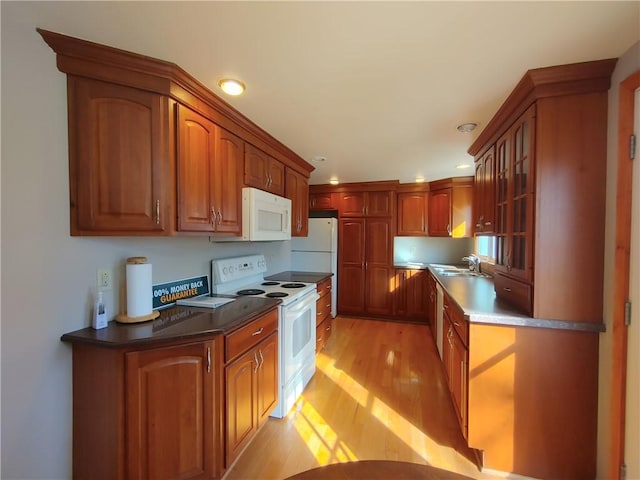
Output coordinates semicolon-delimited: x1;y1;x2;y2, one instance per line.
284;209;290;233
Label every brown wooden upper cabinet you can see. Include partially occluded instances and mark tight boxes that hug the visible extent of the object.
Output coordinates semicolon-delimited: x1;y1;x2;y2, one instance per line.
473;145;496;235
38;28;313;237
177;104;243;235
397;191;429;236
309;192;336;210
69;77;172;235
339;190;393;217
428;178;473;238
244;143;285;196
468;58;616;320
285;167;309;236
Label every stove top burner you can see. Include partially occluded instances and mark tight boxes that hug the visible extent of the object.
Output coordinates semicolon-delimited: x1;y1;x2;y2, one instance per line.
281;283;306;289
237;289;266;296
266;292;288;298
261;281;280;286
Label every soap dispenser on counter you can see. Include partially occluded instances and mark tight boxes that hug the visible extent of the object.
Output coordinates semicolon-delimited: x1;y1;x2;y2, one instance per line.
92;290;108;329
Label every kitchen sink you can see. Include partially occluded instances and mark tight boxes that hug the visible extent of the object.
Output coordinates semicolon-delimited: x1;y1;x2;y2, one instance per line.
433;267;490;278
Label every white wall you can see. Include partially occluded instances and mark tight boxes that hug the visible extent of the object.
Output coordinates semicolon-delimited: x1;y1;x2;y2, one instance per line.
597;41;640;479
0;6;292;478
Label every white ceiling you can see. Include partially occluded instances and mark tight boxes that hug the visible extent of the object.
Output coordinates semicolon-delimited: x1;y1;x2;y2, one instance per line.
16;1;640;184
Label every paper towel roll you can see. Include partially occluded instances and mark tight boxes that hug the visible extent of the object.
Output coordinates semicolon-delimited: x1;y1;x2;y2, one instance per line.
126;259;153;318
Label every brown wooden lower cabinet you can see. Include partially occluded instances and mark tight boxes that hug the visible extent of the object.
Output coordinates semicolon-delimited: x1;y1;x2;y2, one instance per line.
434;281;599;479
126;342;219;480
315;277;333;353
70;339;224;480
225;321;278;468
441;300;468;436
393;268;428;322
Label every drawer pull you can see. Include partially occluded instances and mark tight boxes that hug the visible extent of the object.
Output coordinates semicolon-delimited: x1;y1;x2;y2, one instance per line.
503;287;512;292
453;320;461;327
252;327;264;336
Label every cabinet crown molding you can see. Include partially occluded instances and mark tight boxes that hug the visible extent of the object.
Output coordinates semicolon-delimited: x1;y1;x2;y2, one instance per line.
468;58;617;156
37;27;313;176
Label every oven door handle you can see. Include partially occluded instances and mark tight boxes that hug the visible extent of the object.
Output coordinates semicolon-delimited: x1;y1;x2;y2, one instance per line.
283;292;320;316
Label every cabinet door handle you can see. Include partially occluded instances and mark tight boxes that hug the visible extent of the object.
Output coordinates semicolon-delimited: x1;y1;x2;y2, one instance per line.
252;327;264;336
259;349;264;369
210;206;216;226
447;224;452;236
207;347;211;373
254;351;259;373
484;221;492;226
155;200;161;225
503;287;512;292
217;209;223;223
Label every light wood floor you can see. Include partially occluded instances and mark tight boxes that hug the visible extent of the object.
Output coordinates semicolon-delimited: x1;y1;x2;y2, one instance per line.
225;316;501;480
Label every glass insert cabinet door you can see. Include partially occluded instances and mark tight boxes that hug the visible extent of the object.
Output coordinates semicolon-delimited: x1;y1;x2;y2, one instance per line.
495;105;536;282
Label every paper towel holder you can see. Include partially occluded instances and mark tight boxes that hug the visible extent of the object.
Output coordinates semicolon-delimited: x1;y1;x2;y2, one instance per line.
115;257;160;324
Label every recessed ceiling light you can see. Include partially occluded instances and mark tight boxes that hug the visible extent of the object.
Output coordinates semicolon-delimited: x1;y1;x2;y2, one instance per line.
217;78;246;96
456;163;472;170
456;122;478;133
312;156;327;163
329;178;339;185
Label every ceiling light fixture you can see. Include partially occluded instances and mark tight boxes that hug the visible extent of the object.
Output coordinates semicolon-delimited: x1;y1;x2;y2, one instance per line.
329;178;339;185
217;78;246;96
415;176;425;183
312;156;327;163
456;163;472;170
456;122;478;133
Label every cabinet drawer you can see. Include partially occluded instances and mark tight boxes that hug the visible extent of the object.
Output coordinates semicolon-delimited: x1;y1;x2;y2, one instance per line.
317;277;332;298
316;317;332;353
494;273;533;316
444;294;468;347
316;297;331;326
225;309;278;362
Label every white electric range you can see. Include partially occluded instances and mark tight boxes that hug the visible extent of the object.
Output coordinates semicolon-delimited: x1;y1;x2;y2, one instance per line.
211;255;318;418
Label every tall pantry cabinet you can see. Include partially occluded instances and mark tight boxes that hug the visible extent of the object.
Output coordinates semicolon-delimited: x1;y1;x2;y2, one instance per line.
337;188;395;317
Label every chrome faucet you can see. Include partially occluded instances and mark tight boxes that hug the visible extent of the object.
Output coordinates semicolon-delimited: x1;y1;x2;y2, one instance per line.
462;254;481;272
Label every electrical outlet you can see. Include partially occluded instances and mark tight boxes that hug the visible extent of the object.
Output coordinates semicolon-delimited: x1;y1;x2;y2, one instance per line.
97;267;112;290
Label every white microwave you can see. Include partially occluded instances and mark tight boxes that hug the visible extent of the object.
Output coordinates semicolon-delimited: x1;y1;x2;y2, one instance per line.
228;187;292;241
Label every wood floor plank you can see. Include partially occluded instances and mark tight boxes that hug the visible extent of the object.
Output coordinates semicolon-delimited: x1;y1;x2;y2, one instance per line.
224;317;501;480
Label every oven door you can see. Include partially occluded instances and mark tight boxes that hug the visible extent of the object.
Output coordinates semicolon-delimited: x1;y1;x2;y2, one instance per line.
281;290;318;386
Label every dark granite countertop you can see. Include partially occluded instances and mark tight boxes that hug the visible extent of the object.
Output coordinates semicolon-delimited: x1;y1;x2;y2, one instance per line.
265;271;333;284
428;266;605;333
61;296;281;348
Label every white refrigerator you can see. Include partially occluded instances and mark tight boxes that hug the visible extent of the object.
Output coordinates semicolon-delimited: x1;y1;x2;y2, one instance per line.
291;217;338;318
